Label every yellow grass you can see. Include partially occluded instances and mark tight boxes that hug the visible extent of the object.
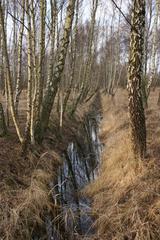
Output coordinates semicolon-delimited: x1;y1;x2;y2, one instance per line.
0;150;62;239
84;89;160;240
1;89;160;239
0;91;98;239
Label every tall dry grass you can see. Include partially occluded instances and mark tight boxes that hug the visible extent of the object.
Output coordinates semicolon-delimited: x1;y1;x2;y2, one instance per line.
0;92;101;240
0;150;63;239
85;90;160;240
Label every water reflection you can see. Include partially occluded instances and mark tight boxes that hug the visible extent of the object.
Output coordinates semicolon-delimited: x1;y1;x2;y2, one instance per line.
56;114;103;237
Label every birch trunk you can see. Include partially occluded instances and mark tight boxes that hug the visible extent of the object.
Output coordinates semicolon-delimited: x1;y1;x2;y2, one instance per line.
127;0;146;158
0;1;23;143
22;0;32;152
147;0;159;97
14;0;25;114
63;0;79;116
37;0;76;142
31;0;46;144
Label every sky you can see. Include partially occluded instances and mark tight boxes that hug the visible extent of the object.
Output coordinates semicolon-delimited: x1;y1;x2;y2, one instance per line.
6;0;131;51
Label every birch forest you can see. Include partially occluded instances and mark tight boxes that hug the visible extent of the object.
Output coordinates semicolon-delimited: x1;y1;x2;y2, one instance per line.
0;0;160;239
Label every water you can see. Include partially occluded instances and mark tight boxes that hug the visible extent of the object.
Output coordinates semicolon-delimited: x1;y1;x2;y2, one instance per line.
39;113;103;240
54;113;103;238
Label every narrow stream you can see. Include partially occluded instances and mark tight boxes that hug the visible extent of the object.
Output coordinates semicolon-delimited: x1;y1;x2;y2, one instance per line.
32;109;103;240
53;113;103;239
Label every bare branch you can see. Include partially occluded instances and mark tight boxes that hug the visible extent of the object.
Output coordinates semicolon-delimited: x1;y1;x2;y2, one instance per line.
7;10;29;31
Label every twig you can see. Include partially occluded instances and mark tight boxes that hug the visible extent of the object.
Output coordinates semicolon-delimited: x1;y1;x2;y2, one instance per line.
110;0;132;28
7;11;29;31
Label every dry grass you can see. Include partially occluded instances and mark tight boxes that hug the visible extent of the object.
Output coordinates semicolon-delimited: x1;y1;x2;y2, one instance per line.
1;89;160;239
85;89;160;240
0;150;62;239
0;91;99;239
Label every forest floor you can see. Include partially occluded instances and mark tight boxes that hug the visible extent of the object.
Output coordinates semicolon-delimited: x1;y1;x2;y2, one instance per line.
0;89;160;239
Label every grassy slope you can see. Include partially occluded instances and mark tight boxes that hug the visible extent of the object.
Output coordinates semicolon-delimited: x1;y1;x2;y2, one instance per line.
86;89;160;240
0;91;99;239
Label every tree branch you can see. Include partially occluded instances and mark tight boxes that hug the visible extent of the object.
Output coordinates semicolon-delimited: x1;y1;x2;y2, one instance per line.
110;0;132;28
7;11;29;31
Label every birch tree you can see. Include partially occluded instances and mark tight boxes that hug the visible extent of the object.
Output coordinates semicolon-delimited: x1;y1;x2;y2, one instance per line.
14;0;25;114
36;0;76;142
33;0;46;142
22;0;32;152
127;0;146;158
63;0;79;116
0;0;23;143
147;0;159;98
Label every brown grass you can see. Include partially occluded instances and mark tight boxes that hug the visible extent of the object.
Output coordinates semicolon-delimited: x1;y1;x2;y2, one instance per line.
0;149;62;239
0;91;99;239
1;89;160;239
85;89;160;240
